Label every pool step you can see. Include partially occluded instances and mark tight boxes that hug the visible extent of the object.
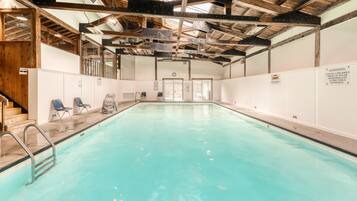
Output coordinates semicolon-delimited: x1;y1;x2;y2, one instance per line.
34;155;56;180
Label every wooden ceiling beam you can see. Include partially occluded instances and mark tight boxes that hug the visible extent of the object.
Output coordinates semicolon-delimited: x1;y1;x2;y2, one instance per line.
41;26;76;45
235;0;291;15
35;2;320;27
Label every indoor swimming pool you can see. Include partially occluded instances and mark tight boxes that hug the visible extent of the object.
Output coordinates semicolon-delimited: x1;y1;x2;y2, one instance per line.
1;103;357;201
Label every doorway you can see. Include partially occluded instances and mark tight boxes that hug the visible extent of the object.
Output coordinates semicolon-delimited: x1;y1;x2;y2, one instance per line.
192;79;213;101
163;78;184;101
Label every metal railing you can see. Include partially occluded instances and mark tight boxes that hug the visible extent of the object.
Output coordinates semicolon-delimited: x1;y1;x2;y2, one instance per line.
23;124;56;183
0;95;9;132
0;131;35;182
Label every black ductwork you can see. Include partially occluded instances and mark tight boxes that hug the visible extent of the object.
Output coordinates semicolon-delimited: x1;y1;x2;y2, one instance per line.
33;0;56;5
128;0;174;15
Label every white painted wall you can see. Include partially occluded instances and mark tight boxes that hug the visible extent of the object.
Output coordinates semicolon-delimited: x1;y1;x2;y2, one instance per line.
28;69;136;124
321;17;357;66
120;55;136;80
272;34;315;73
157;61;190;80
231;61;245;78
41;43;80;74
221;62;357;140
246;52;268;76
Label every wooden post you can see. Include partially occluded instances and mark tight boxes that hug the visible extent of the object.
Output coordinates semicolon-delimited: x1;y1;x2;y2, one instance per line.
113;53;117;79
243;58;247;77
315;28;320;67
268;48;271;73
0;13;4;40
118;54;121;80
79;34;84;74
32;9;41;68
229;63;232;79
188;60;191;80
100;47;105;77
155;57;158;81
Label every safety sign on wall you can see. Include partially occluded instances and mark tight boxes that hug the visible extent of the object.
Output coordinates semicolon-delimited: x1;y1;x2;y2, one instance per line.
325;66;351;86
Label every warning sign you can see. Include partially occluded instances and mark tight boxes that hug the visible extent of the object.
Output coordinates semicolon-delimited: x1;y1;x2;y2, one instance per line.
325;66;351;86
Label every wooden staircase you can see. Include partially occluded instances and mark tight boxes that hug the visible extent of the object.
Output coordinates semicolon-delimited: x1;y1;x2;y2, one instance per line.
0;100;35;133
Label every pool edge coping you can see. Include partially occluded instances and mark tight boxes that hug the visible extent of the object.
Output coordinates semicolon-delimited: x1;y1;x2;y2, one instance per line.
0;101;140;173
213;102;357;158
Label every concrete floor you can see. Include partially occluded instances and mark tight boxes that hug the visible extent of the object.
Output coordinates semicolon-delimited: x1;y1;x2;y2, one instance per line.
1;101;357;172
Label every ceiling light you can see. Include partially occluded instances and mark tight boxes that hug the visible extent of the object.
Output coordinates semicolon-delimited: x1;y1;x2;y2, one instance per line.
107;17;117;25
54;33;62;38
16;16;28;22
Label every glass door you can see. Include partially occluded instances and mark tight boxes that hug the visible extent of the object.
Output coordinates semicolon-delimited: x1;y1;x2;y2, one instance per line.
192;79;212;101
163;78;183;101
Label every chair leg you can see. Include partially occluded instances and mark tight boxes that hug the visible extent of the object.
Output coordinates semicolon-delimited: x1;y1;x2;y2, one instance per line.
60;111;65;119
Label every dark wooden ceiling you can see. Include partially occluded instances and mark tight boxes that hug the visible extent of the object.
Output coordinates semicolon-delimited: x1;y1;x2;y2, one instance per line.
32;0;348;63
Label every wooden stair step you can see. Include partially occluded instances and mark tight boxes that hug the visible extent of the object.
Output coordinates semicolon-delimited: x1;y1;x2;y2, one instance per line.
0;107;22;116
0;101;14;109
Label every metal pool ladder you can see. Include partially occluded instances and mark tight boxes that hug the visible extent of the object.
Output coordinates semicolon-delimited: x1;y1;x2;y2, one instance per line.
23;124;56;184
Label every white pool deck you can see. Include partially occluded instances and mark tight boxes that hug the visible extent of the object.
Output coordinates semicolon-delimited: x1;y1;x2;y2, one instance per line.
1;101;357;172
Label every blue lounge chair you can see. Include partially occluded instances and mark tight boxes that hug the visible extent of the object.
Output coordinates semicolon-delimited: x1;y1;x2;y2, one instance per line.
52;99;72;119
74;97;91;114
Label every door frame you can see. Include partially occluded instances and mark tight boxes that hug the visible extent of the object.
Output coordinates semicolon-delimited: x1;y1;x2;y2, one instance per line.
162;78;184;101
191;78;213;101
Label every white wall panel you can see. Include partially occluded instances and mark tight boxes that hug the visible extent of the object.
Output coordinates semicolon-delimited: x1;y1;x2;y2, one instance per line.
231;61;245;78
41;43;80;74
271;34;315;73
246;52;268;76
63;74;82;114
135;56;155;80
157;61;189;80
221;62;357;140
28;69;136;124
317;63;357;139
321;18;357;66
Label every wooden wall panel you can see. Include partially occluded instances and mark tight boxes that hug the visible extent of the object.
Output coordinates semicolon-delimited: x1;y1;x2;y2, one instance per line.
0;41;33;110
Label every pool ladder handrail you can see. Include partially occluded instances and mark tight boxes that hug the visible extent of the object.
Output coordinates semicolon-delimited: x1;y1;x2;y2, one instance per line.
23;124;56;183
0;131;36;182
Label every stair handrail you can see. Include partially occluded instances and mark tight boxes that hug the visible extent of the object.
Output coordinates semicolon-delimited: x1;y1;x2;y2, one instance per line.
0;131;35;182
0;95;8;132
23;124;56;165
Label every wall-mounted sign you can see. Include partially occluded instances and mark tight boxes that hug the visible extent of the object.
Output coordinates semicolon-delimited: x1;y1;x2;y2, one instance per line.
271;74;281;83
19;67;28;75
325;66;351;86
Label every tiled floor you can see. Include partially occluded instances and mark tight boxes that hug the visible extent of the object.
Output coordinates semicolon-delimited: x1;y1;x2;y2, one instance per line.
215;102;357;156
1;101;357;172
0;101;138;172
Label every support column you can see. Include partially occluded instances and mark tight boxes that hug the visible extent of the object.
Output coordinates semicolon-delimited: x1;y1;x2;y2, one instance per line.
118;55;121;80
268;48;271;73
188;60;191;80
0;13;4;41
229;63;232;79
100;47;105;77
32;9;41;68
79;34;84;74
243;58;247;77
315;28;321;67
155;57;158;80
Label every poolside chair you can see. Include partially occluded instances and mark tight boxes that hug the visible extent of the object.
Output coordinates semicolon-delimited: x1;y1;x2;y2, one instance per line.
52;99;72;119
74;97;91;114
157;92;163;101
102;94;117;114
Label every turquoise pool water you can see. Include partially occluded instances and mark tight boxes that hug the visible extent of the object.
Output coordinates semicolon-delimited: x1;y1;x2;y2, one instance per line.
1;103;357;201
